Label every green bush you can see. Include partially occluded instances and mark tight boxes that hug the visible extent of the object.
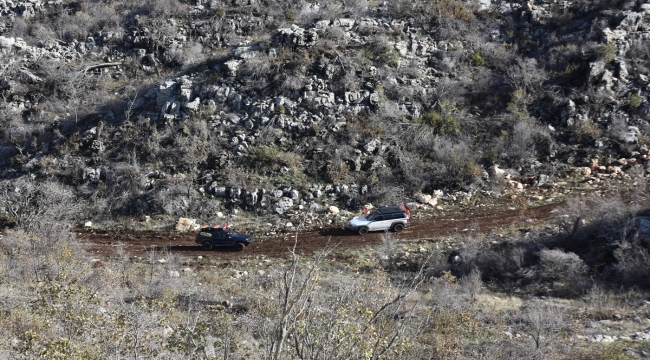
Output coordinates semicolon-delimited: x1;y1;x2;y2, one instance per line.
469;51;485;67
366;38;399;68
253;146;303;171
254;146;279;164
590;44;617;63
212;7;225;18
558;62;581;82
285;8;297;22
421;101;460;136
626;92;643;110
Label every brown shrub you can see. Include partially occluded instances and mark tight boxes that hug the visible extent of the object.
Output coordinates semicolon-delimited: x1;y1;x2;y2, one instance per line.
574;120;602;144
429;136;482;189
538;249;587;283
613;241;650;287
431;0;476;22
325;161;350;183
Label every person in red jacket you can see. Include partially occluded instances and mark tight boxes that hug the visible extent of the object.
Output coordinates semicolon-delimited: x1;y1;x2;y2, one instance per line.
401;204;411;218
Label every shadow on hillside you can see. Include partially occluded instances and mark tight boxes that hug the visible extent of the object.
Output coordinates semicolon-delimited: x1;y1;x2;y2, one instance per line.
59;52;232;136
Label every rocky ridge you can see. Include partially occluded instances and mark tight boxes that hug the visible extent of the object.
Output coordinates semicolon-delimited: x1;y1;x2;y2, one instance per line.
0;0;649;224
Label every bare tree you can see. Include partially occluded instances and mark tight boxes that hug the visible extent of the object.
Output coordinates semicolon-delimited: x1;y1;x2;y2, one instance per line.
142;8;179;54
506;58;548;96
0;178;81;230
268;220;335;359
0;52;25;145
245;218;434;359
58;66;94;127
123;84;139;123
517;300;572;351
343;0;369;19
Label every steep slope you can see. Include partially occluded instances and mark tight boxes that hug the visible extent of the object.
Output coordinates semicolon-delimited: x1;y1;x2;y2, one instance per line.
0;0;648;225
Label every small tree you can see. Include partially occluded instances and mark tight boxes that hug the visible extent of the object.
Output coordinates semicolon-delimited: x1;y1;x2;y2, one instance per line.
420;100;460;136
517;300;572;350
58;67;94;127
250;217;335;359
506;58;547;96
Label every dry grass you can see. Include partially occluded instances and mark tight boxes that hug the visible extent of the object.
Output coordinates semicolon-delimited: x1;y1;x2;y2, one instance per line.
1;220;649;358
476;293;524;311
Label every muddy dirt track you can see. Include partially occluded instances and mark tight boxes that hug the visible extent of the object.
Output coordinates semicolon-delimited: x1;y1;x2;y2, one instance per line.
78;202;563;260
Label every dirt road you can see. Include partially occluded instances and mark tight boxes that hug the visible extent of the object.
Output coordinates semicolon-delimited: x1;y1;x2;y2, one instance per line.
78;203;561;259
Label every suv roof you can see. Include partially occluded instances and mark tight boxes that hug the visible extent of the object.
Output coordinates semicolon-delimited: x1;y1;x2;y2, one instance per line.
201;225;227;231
376;206;405;214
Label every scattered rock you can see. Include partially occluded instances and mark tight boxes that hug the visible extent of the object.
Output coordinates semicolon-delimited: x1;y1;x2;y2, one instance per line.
176;217;199;232
273;197;294;215
232;270;248;279
415;193;432;204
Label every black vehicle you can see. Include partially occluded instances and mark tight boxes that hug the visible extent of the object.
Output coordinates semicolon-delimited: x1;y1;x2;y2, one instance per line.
195;225;254;251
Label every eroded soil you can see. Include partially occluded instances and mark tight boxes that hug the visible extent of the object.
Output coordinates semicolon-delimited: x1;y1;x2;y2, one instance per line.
78;203;561;260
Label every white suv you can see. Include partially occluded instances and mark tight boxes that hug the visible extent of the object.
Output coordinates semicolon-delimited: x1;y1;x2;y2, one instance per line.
347;205;411;235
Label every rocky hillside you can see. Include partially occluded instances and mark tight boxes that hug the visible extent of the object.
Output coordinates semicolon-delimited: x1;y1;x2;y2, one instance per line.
0;0;649;225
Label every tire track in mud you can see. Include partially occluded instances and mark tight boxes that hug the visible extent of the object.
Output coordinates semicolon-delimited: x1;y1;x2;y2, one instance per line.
78;203;561;260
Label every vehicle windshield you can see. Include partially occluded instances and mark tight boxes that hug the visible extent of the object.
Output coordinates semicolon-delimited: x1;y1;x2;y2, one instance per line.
366;213;378;221
229;230;240;236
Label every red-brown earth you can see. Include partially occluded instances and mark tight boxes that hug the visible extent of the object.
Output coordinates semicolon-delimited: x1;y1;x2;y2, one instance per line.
78;203;561;260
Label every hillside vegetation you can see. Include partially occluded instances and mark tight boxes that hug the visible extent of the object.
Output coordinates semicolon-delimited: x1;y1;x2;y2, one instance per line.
1;190;650;358
0;0;648;225
1;0;650;358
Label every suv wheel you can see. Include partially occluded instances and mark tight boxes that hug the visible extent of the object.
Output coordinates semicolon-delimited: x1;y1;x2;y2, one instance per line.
202;242;213;250
393;223;404;232
235;243;245;252
358;227;369;235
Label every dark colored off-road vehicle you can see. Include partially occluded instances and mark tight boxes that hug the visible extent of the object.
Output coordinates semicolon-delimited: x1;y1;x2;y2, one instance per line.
195;226;254;251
